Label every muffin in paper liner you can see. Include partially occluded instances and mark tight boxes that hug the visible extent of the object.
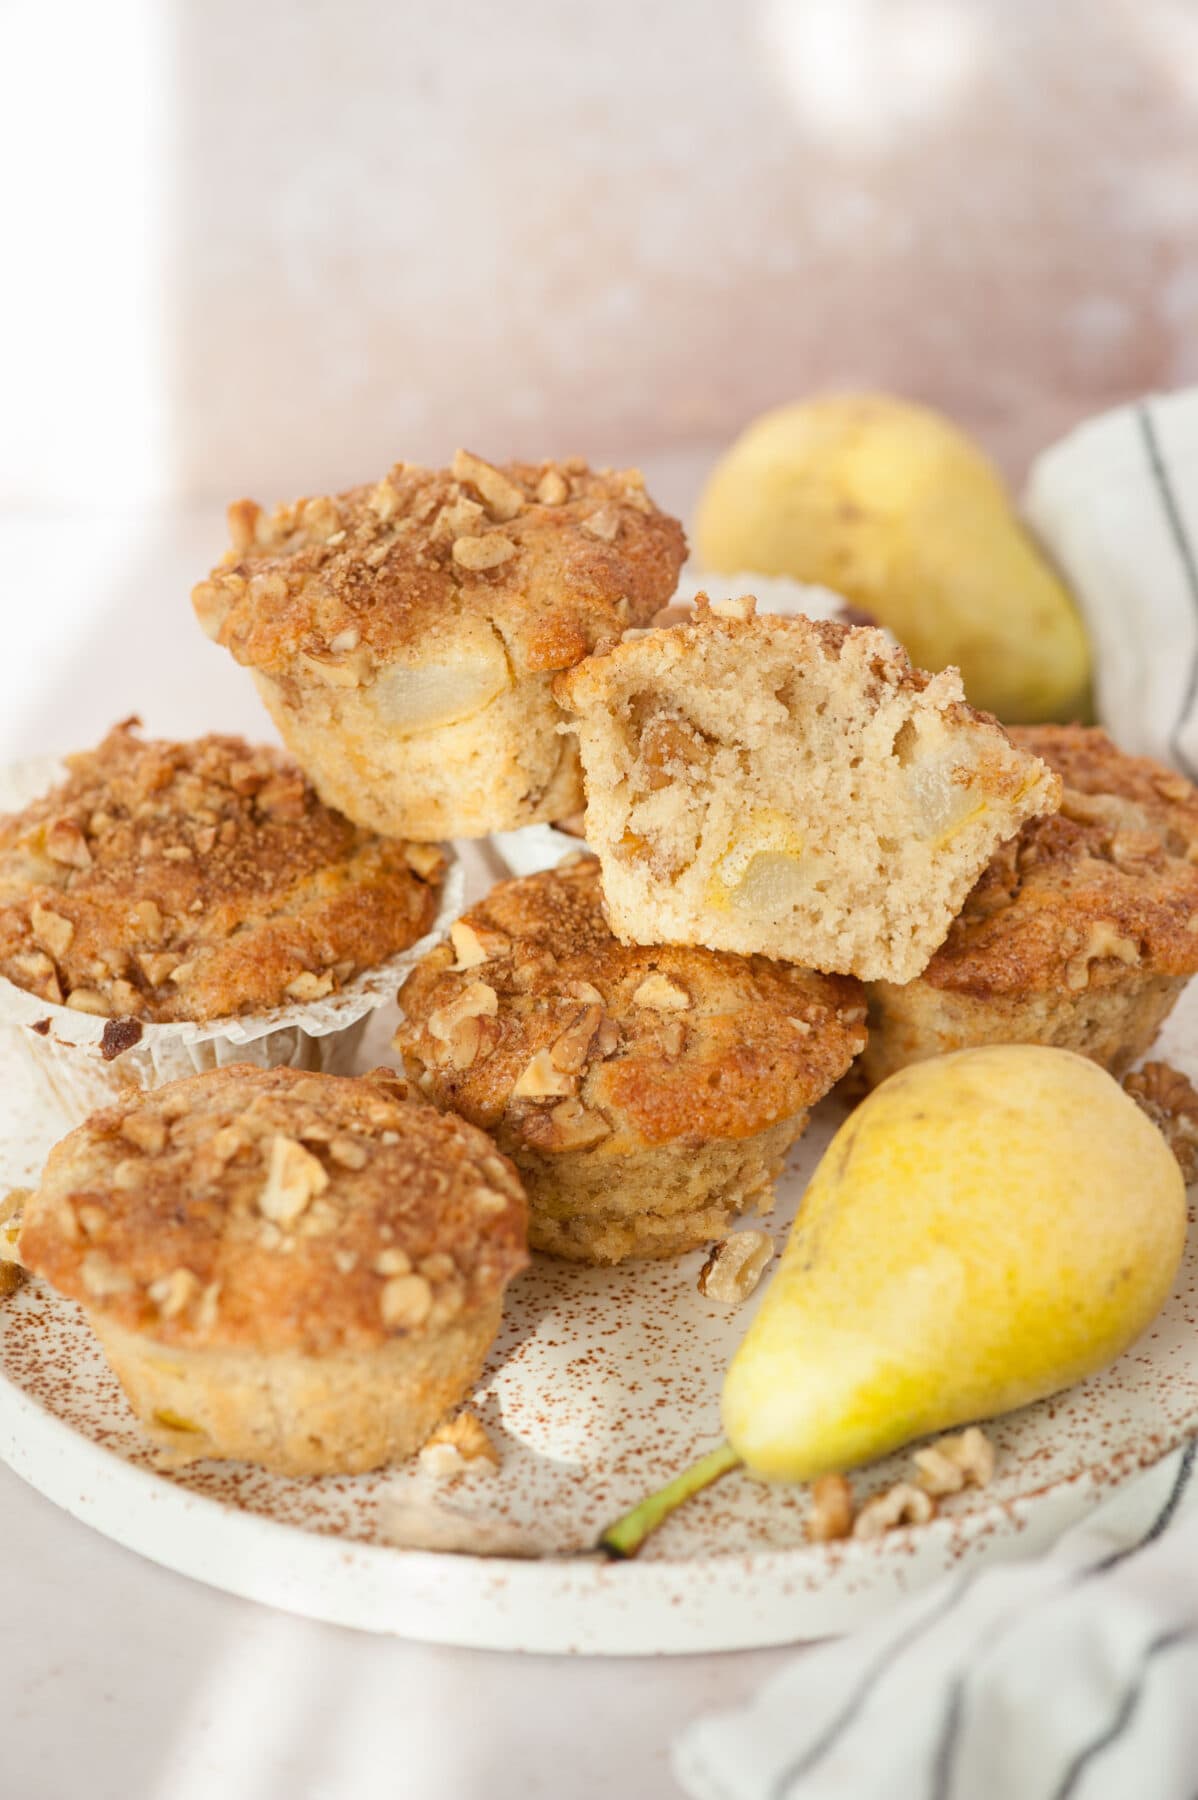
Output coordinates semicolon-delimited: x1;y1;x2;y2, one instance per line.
0;755;464;1132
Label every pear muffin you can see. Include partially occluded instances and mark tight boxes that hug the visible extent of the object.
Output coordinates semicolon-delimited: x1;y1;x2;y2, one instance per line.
192;451;686;840
554;598;1060;984
862;726;1198;1085
17;1064;528;1475
0;722;449;1118
395;856;867;1263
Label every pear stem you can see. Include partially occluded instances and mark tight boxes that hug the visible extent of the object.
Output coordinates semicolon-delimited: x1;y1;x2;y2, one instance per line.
596;1440;744;1559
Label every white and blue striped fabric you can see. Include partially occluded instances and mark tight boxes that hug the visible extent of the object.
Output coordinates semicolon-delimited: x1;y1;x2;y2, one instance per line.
674;1444;1198;1800
674;388;1198;1800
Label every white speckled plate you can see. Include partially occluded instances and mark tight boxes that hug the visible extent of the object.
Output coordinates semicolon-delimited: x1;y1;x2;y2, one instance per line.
1;847;1197;1654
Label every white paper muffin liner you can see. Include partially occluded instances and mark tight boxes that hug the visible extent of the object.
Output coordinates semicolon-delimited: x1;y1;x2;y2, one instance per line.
0;756;464;1135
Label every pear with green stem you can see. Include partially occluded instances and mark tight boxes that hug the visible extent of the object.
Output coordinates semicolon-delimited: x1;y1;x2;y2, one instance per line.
597;1046;1186;1559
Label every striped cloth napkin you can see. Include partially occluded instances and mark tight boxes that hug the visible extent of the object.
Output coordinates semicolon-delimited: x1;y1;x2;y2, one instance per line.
674;388;1198;1800
674;1445;1198;1800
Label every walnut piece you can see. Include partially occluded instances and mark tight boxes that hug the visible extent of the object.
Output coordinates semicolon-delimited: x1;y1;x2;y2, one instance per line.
1124;1061;1198;1182
451;449;526;522
148;1267;202;1320
852;1481;937;1539
536;468;569;506
913;1426;996;1496
807;1473;855;1543
419;1409;501;1477
380;1271;433;1329
120;1113;168;1155
513;1047;577;1099
30;903;73;960
697;1230;773;1303
632;971;689;1010
548;1003;603;1074
546;1087;611;1144
1063;920;1141;991
45;818;92;868
452;533;517;570
258;1134;329;1225
581;503;620;541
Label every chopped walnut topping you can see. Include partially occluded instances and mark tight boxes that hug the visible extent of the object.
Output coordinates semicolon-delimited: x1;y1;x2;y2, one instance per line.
148;1267;202;1319
697;1230;773;1303
452;533;517;571
451;449;526;522
536;468;570;506
30;903;73;960
286;970;335;1001
426;982;499;1041
913;1427;996;1496
328;1135;369;1171
258;1134;329;1225
852;1481;937;1539
549;1003;603;1073
807;1473;855;1543
449;920;493;970
706;595;758;623
1063;921;1142;990
1124;1061;1198;1182
138;951;180;987
45;818;92;868
581;503;621;542
380;1271;433;1329
419;1409;501;1476
374;1247;412;1276
543;1098;612;1149
65;987;109;1016
404;842;445;880
512;1047;577;1099
632;971;689;1010
120;1113;168;1155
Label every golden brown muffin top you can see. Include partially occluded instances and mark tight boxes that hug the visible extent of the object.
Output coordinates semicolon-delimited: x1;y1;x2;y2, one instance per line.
919;725;1198;996
192;451;687;680
395;856;867;1155
18;1064;528;1354
0;722;446;1026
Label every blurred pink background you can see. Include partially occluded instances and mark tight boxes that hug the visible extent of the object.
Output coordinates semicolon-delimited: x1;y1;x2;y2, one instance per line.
6;0;1198;510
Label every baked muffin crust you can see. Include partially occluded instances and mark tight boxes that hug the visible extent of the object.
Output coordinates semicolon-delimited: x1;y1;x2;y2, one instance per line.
193;452;686;680
915;725;1198;997
397;856;866;1153
396;857;866;1258
19;1064;527;1355
861;726;1198;1085
0;722;446;1023
192;453;685;840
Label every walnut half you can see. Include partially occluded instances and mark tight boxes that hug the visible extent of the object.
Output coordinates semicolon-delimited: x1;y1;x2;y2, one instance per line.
1124;1061;1198;1183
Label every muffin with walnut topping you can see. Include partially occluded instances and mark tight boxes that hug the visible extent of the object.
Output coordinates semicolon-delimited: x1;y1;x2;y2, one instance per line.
395;856;867;1264
191;450;686;840
0;721;452;1123
17;1064;528;1475
861;726;1198;1086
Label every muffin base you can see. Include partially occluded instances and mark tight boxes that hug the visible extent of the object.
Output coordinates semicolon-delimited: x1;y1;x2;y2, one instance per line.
254;668;583;840
861;973;1188;1088
92;1300;502;1476
517;1114;807;1264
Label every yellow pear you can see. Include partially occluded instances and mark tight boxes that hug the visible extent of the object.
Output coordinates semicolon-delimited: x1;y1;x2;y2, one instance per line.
694;394;1092;723
721;1045;1186;1482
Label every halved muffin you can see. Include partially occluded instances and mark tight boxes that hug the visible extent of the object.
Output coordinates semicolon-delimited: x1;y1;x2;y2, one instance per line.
555;597;1060;984
17;1065;528;1475
192;451;686;840
395;856;867;1263
0;722;450;1121
861;726;1198;1084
